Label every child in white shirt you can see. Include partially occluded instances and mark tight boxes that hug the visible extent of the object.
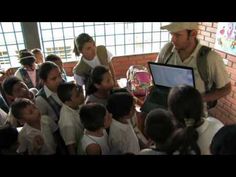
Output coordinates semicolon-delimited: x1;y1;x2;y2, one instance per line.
11;98;57;155
57;82;85;154
107;92;140;154
80;103;111;155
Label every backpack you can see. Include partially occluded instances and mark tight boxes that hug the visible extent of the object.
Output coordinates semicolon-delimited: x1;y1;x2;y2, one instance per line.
160;42;217;109
126;65;152;96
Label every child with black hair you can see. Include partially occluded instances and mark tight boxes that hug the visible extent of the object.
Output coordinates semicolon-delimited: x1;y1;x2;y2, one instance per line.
168;85;223;155
36;61;63;123
107;92;140;154
57;82;85;154
45;54;67;82
80;103;111;155
11;98;57;155
73;33;117;91
2;76;36;127
36;61;67;154
85;65;114;106
14;49;41;89
0;124;18;154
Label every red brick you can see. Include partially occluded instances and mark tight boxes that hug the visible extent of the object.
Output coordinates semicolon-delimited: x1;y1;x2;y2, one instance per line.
211;33;216;39
227;54;236;63
215;50;227;58
198;25;206;31
219;97;232;107
205;36;215;43
227;60;233;67
201;31;211;37
202;22;213;27
213;23;218;28
200;40;209;46
197;34;205;40
209;43;215;48
206;27;217;33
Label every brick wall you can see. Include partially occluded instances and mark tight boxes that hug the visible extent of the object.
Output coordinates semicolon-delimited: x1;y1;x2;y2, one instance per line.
64;22;236;125
198;22;236;125
64;53;158;78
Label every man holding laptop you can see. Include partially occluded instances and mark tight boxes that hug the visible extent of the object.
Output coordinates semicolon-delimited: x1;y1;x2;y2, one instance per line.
155;22;231;116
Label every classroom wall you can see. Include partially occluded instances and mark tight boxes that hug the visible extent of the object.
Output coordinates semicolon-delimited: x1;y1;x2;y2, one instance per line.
51;22;236;125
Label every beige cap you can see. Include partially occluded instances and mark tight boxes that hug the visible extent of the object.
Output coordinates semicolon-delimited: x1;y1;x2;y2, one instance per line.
161;22;198;32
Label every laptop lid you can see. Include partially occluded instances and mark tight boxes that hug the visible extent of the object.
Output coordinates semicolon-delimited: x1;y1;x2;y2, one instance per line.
148;62;195;88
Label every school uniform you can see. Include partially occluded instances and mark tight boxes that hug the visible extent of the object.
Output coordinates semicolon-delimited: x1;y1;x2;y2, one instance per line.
17;115;57;155
58;104;84;149
36;85;63;124
81;129;110;155
109;118;140;155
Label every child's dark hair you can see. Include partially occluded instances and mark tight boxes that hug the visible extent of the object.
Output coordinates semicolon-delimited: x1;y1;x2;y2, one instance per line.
11;98;33;120
2;76;22;96
73;33;94;56
210;124;236;155
39;61;59;81
80;103;106;131
167;85;202;155
106;92;133;120
57;82;82;103
0;124;18;151
86;65;109;95
145;109;175;147
45;54;61;62
18;49;35;66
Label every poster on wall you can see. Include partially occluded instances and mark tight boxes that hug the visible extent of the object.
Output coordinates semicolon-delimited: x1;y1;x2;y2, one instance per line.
215;22;236;56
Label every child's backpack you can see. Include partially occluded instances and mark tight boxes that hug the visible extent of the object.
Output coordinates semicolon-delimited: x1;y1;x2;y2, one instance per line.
126;65;152;96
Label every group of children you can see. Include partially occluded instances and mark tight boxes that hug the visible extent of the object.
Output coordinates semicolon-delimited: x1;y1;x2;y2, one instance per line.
0;32;236;155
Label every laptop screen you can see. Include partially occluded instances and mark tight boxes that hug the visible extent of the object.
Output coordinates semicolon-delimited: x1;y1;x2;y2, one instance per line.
148;62;195;88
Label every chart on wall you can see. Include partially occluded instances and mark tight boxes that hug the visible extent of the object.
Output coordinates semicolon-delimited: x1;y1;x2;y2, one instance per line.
215;22;236;56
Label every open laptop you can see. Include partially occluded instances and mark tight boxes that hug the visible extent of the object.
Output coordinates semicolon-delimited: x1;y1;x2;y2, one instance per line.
141;62;195;113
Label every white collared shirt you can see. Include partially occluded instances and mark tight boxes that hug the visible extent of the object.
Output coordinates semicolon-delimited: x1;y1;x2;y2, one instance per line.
58;104;84;146
35;85;62;123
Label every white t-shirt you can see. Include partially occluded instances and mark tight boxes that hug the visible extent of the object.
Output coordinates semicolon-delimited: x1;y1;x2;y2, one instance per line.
81;129;110;155
17;115;57;155
74;49;113;86
59;104;84;146
109;118;140;155
196;117;224;155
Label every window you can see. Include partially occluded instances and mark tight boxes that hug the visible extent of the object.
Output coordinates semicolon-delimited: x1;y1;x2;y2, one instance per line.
38;22;170;62
0;22;25;70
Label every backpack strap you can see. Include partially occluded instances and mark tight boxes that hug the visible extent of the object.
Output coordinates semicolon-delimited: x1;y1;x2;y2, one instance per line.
158;42;174;64
196;45;212;92
36;88;62;122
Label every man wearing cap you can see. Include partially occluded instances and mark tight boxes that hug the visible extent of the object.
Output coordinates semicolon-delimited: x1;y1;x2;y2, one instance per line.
14;49;42;90
156;22;231;115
